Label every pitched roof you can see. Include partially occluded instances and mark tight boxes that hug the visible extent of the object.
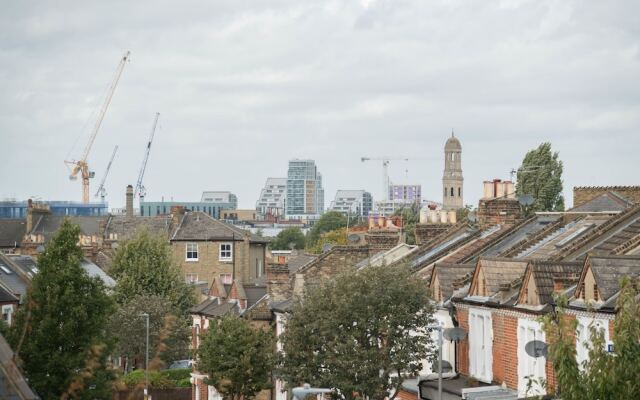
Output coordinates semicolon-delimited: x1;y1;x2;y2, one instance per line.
356;243;418;269
0;333;39;399
28;215;105;243
569;191;633;213
471;258;528;297
104;214;173;240
287;253;317;274
527;261;582;305
0;284;18;303
80;259;116;287
190;299;240;317
243;284;267;308
171;211;267;243
0;219;26;248
441;224;514;264
431;263;475;300
585;255;640;301
0;254;30;300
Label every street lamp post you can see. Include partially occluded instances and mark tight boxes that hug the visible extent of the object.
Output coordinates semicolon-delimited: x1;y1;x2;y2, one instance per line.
140;313;150;400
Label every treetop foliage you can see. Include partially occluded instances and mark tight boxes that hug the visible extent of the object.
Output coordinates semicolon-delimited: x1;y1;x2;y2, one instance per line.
198;316;274;400
270;227;306;250
110;230;194;314
516;142;564;213
306;211;347;247
278;264;435;400
541;279;640;399
9;219;116;399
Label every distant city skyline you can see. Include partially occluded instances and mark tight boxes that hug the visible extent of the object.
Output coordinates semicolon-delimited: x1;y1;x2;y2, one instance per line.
1;1;638;210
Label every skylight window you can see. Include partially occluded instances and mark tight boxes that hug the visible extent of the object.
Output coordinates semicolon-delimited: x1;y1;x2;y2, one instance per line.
555;224;594;247
0;265;12;274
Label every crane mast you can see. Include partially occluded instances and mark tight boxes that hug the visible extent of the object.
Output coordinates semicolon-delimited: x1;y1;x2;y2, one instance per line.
361;157;409;201
65;51;130;203
135;112;160;203
94;145;119;202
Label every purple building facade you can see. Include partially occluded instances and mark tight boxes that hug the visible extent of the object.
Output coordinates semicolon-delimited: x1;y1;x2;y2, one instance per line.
389;184;422;204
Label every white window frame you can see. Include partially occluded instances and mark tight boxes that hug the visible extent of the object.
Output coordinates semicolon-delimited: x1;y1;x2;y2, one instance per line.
517;318;546;397
576;316;609;368
185;242;198;261
219;242;233;261
185;273;198;283
219;273;232;285
1;305;12;325
469;308;493;383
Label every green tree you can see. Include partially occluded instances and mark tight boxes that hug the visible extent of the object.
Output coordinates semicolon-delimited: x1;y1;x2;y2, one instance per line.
306;211;347;247
270;227;306;250
541;279;640;399
110;230;194;315
394;203;420;245
516;142;564;213
8;220;116;399
278;264;435;400
108;294;191;370
198;316;274;400
307;227;348;254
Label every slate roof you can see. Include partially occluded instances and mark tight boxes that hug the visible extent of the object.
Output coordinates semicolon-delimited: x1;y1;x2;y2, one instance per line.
104;215;173;240
171;212;268;243
356;243;418;269
441;224;514;264
472;258;529;297
481;215;560;257
190;299;240;317
287;253;317;274
431;263;475;300
80;259;116;287
243;284;267;307
0;254;30;300
586;255;640;301
29;215;105;243
0;333;39;399
518;215;611;259
569;191;633;213
0;284;18;303
0;219;26;248
592;217;640;254
7;255;38;277
528;261;582;305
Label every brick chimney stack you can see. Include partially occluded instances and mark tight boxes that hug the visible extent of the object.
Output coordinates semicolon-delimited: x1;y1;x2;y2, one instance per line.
266;262;292;303
126;185;134;218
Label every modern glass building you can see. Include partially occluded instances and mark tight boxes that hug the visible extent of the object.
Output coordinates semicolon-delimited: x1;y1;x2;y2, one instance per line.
285;159;324;220
0;200;108;219
329;190;373;216
140;201;234;219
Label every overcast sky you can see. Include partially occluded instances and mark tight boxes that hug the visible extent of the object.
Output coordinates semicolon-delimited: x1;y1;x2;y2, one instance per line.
1;0;638;210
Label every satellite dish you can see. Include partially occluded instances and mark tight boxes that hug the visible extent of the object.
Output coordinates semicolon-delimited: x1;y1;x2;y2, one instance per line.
519;194;535;206
348;233;360;244
525;340;548;358
443;327;467;342
467;212;477;223
322;243;333;253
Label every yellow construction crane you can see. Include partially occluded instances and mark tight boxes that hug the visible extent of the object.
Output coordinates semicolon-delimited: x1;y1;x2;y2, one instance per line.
65;51;130;203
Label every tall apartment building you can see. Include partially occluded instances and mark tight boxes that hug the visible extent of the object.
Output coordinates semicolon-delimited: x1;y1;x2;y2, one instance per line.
255;178;287;217
285;159;324;220
329;190;373;217
389;184;422;204
201;191;238;210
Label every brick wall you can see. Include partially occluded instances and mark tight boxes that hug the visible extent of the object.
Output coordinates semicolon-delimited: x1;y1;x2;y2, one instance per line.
477;198;521;228
457;309;469;375
266;263;292;302
365;231;400;254
293;246;370;297
415;224;451;245
491;314;518;388
573;186;640;207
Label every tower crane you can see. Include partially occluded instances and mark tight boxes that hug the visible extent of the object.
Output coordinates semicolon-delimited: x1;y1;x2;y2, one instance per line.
360;156;410;201
134;112;160;203
94;145;119;202
65;51;131;203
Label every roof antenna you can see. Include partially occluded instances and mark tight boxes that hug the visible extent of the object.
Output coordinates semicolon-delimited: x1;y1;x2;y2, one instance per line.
451;129;455;138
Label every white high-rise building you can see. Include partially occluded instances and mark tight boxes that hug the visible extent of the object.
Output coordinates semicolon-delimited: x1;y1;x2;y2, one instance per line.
255;178;287;217
329;190;373;216
285;159;324;220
